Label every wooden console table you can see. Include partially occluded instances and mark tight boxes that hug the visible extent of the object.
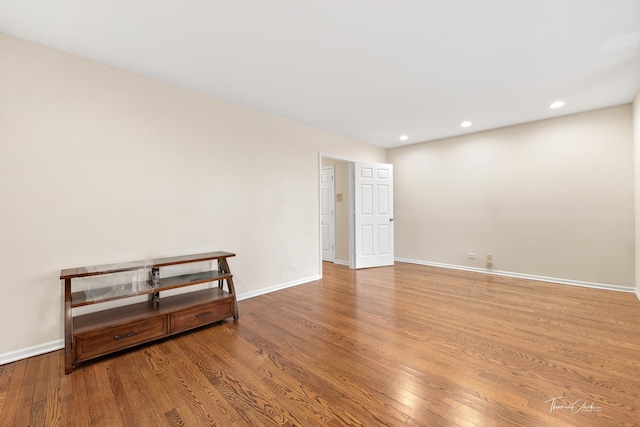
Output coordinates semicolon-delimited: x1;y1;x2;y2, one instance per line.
59;251;238;373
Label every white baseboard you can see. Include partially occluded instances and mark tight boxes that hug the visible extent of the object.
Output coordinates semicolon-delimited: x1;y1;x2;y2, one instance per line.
236;274;321;301
635;288;640;302
0;339;63;366
395;258;636;294
333;259;350;266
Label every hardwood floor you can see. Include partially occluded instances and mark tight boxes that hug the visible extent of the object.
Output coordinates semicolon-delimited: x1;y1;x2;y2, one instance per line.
1;262;639;426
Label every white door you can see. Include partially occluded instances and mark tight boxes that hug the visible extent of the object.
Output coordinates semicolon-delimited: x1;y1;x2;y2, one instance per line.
353;162;394;268
321;166;335;262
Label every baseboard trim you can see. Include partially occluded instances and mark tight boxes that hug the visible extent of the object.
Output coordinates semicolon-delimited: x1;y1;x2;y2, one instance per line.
635;288;640;302
333;259;350;266
0;339;63;366
237;274;321;301
395;258;636;294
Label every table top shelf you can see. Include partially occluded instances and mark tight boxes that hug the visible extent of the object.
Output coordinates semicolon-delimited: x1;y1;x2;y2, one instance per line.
61;251;236;280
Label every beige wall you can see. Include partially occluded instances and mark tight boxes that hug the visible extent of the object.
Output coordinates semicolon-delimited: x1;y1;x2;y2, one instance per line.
321;158;350;263
634;90;640;295
0;34;386;356
388;105;635;287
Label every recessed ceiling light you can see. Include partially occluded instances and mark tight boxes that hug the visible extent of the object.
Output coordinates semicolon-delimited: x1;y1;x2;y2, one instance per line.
460;121;472;128
549;100;565;109
399;135;408;141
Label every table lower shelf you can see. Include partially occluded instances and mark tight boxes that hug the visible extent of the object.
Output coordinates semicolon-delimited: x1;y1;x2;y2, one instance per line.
71;270;232;307
72;288;236;364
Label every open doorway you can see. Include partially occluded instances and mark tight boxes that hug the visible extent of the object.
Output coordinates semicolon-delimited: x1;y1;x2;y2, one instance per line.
320;154;395;273
321;157;350;266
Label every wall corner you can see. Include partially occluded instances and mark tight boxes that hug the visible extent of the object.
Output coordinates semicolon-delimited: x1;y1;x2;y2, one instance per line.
633;90;640;294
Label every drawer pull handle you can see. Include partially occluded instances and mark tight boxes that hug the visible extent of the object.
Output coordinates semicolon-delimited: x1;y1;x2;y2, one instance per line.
114;331;139;340
196;311;214;318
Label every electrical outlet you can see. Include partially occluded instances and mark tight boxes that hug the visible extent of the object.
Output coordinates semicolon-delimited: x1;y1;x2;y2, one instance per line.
290;264;297;271
467;252;476;259
486;255;493;268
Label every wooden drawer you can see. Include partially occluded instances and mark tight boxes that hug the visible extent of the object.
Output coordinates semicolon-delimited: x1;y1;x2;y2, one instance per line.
74;316;168;362
170;300;233;333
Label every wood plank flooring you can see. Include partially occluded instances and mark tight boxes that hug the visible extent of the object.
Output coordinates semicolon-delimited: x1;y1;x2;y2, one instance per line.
1;262;639;426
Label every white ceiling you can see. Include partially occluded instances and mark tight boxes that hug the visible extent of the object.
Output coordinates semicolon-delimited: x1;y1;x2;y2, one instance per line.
1;0;640;148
